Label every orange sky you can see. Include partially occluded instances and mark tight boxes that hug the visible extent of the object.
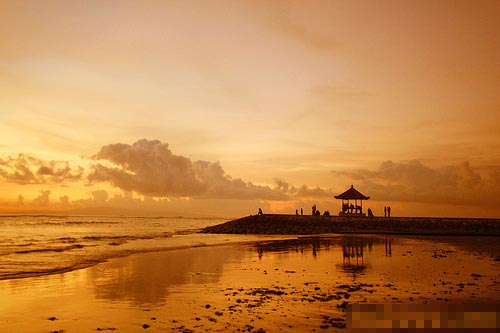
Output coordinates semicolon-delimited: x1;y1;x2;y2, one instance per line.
1;1;499;217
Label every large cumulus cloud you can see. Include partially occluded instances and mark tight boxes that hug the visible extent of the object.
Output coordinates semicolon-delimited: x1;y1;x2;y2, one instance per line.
88;139;289;200
0;154;83;184
334;160;500;205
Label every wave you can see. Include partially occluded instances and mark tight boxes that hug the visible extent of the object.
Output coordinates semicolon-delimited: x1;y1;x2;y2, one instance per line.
0;214;229;220
20;221;123;226
82;233;172;242
13;244;86;254
0;234;294;281
0;259;104;281
2;230;199;256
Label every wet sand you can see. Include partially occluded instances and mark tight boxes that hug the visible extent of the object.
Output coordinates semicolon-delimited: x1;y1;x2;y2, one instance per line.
0;235;499;332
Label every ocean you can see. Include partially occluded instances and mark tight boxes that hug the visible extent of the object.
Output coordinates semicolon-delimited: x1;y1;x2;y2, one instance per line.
0;215;283;281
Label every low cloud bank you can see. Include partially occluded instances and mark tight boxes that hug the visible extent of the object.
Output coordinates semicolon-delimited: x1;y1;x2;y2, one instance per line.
88;139;292;200
0;154;83;184
334;160;500;205
273;178;333;198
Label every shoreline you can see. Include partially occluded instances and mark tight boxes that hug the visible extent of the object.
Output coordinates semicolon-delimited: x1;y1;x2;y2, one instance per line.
0;233;295;282
1;235;499;332
201;214;500;236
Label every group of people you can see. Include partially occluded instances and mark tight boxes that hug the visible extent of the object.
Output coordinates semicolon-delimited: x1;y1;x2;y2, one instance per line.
384;206;391;217
341;203;363;214
311;204;330;216
258;205;391;217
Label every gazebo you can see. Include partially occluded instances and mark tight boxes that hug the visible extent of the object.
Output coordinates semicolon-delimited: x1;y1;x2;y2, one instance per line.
334;185;370;216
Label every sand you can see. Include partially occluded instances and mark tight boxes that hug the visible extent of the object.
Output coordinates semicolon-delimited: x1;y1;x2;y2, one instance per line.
0;235;499;332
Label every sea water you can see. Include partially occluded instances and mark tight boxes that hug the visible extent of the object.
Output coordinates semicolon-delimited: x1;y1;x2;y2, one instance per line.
0;215;281;280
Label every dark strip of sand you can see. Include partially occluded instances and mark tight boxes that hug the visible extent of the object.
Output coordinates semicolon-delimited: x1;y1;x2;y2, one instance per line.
201;214;500;236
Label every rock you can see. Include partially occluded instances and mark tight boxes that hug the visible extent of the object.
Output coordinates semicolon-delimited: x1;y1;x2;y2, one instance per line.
331;321;346;328
337;301;349;309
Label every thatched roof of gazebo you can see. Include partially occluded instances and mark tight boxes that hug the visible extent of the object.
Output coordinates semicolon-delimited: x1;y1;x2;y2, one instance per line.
334;185;370;200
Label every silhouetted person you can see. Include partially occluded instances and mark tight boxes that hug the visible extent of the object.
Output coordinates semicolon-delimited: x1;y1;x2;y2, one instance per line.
312;204;316;215
258;208;263;215
367;208;373;217
387;206;391;217
384;206;387;217
300;208;303;215
295;209;299;215
349;203;354;213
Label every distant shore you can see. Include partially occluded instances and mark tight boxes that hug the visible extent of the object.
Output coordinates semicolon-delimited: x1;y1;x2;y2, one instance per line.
201;214;500;236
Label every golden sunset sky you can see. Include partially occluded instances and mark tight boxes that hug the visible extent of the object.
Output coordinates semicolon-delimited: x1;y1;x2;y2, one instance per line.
1;1;499;217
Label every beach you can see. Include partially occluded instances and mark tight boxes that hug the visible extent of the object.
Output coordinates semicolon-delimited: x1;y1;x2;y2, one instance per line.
1;234;499;332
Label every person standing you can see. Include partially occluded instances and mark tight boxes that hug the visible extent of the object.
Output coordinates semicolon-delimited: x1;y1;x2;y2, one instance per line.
384;206;387;217
387;206;391;217
300;208;303;215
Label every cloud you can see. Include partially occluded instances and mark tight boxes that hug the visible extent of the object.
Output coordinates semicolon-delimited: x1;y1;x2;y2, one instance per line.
273;178;333;198
66;189;271;217
88;139;289;200
32;190;51;206
59;195;71;207
334;160;500;206
0;154;83;184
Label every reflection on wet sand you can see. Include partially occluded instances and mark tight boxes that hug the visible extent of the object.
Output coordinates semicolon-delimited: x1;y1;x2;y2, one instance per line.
255;236;392;275
385;238;392;256
90;245;247;306
341;237;369;275
256;237;341;258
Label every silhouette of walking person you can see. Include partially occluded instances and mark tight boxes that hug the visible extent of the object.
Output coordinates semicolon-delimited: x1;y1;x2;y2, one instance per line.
300;208;303;215
258;208;263;215
387;206;391;218
384;206;387;217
